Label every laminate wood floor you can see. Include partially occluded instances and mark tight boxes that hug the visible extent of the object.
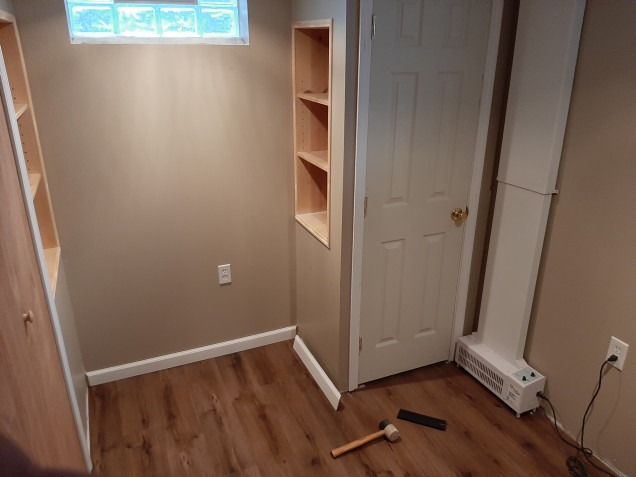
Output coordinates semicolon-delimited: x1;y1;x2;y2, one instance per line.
89;340;611;476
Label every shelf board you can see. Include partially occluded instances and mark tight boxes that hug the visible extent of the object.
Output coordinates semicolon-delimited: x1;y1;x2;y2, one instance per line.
296;211;328;247
297;92;330;106
14;102;28;119
28;173;41;198
298;150;328;172
43;246;61;295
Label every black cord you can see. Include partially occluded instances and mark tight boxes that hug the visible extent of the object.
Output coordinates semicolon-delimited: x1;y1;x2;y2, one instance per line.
566;455;588;477
578;359;615;476
538;392;579;451
538;393;588;476
537;356;618;477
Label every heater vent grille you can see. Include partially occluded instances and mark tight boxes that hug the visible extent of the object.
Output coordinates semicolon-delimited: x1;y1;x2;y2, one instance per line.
456;344;504;395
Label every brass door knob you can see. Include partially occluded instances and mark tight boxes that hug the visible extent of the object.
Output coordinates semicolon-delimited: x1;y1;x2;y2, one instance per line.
450;207;469;223
23;310;34;324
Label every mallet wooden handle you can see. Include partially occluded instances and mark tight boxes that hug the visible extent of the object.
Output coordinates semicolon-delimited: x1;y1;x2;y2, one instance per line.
330;430;385;458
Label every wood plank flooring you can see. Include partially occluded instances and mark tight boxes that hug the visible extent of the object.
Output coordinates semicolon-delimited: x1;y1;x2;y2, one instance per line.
89;341;611;476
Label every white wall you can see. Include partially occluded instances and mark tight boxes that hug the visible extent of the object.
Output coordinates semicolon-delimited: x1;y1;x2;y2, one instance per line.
54;263;88;436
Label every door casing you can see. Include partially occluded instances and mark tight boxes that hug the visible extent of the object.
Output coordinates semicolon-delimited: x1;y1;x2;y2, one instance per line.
348;0;505;391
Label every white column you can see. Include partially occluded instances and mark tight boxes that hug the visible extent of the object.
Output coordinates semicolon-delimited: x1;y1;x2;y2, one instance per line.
477;0;586;363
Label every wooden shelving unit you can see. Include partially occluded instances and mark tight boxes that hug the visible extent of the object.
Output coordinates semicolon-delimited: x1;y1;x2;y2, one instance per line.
292;20;332;248
1;11;61;294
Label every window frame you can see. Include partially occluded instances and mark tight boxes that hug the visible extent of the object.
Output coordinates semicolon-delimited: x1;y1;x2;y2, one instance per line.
64;0;249;45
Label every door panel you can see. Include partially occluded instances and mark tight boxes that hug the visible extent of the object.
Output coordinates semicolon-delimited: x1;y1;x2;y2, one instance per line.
359;0;491;383
0;93;84;469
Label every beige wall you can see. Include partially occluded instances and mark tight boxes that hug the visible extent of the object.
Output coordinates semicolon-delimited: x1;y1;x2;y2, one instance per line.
292;0;357;390
0;0;12;16
14;0;294;371
526;1;636;475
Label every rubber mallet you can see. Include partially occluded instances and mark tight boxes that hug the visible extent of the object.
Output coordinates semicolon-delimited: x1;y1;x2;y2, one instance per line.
330;419;400;458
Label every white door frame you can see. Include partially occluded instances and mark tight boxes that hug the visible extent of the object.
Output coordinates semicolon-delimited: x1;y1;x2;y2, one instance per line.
348;0;504;391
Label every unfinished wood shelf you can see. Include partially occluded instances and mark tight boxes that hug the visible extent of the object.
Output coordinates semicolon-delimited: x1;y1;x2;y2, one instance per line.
28;172;41;198
1;12;61;294
292;20;333;248
44;247;61;293
296;211;328;242
297;92;330;106
298;150;328;171
14;101;27;118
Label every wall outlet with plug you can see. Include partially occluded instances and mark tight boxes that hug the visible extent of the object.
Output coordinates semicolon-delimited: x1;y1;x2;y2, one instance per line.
606;336;629;371
218;264;232;285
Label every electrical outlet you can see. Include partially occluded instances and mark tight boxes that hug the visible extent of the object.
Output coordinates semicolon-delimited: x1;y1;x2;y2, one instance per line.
218;264;232;285
606;336;629;371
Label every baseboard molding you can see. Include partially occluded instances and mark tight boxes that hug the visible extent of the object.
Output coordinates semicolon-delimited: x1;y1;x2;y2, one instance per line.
86;326;297;386
84;392;91;472
292;335;341;410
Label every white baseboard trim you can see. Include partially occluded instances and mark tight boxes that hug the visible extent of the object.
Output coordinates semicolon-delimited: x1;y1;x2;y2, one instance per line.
86;326;297;386
85;392;91;472
293;335;341;410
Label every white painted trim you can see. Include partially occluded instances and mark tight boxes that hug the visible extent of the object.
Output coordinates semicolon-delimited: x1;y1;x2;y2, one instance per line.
86;326;297;386
350;0;504;390
293;336;341;410
450;0;504;357
0;51;92;472
348;0;373;392
85;392;90;459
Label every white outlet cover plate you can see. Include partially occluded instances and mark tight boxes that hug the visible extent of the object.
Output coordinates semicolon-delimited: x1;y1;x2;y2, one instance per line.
218;264;232;285
606;336;628;371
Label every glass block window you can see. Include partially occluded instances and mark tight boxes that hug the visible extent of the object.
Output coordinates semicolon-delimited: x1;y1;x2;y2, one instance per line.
64;0;249;44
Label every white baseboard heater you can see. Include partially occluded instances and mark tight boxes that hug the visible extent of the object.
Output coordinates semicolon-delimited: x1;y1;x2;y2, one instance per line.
456;334;545;417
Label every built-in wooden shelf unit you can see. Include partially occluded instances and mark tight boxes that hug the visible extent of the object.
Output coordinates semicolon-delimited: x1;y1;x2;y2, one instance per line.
292;20;332;248
1;10;61;294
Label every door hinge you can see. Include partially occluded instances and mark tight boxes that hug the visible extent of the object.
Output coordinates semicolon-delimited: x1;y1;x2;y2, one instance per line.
359;337;363;353
371;14;376;40
364;196;368;217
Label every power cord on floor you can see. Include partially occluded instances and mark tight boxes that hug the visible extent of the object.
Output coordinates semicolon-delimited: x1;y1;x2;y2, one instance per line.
537;355;618;477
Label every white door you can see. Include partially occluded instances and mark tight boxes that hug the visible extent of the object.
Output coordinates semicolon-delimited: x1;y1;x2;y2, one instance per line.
358;0;492;383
